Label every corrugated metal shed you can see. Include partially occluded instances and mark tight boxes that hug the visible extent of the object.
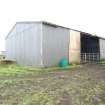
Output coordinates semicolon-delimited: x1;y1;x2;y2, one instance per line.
5;21;105;66
6;21;70;67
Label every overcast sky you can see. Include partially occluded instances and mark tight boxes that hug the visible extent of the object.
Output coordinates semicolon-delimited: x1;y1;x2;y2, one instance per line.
0;0;105;51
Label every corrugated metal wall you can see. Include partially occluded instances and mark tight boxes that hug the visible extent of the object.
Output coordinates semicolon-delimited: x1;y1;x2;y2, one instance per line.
99;38;105;59
6;23;43;66
42;24;70;66
69;30;81;63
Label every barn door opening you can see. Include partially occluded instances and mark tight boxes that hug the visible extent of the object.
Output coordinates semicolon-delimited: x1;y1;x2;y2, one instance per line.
80;33;100;63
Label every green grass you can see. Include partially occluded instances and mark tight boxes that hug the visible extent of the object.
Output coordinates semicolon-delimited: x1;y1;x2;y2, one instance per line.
0;64;80;76
0;64;35;76
99;59;105;64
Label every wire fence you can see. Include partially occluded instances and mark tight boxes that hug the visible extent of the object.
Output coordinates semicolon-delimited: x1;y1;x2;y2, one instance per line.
81;53;100;63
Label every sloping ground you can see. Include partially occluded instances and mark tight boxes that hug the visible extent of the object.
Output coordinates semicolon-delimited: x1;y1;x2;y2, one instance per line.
0;64;105;105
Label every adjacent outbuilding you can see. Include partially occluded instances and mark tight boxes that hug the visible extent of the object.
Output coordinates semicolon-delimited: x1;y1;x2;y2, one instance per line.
5;21;105;66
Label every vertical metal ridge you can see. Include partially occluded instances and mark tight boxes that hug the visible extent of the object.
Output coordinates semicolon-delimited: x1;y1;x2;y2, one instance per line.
40;23;43;66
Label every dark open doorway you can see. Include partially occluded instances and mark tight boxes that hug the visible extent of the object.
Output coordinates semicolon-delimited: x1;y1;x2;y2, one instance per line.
80;33;100;63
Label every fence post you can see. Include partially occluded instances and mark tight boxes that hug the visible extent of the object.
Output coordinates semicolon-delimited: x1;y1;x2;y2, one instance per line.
85;53;86;63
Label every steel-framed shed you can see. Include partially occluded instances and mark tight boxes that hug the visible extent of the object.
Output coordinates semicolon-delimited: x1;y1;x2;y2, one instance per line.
5;21;105;66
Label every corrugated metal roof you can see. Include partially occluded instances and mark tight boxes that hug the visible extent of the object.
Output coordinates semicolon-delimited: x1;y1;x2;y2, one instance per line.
5;21;105;40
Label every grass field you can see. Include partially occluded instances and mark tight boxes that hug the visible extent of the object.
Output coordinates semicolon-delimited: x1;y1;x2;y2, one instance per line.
0;64;105;105
0;64;80;75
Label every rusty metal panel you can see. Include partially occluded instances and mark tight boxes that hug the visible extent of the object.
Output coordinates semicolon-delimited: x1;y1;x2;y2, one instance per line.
69;30;80;63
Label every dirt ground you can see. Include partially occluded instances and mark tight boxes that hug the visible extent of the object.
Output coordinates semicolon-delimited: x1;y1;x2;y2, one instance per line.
0;64;105;105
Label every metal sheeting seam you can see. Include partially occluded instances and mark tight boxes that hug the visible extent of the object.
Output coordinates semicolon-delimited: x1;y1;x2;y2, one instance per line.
40;23;43;66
